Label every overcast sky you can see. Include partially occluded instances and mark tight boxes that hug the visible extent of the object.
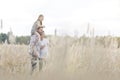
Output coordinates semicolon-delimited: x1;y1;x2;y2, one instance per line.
0;0;120;36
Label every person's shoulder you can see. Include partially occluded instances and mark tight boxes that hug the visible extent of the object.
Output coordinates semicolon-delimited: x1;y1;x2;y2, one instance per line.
33;21;37;25
33;21;39;26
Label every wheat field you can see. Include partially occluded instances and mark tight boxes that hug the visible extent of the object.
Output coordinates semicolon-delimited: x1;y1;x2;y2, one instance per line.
0;36;120;80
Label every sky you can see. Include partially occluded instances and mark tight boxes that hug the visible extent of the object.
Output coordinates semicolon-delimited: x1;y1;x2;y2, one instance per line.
0;0;120;36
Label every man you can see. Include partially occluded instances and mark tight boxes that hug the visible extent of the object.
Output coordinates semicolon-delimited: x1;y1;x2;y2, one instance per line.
39;31;49;60
38;31;49;71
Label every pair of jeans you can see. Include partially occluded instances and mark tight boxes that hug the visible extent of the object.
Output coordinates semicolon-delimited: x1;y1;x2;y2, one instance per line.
31;56;44;74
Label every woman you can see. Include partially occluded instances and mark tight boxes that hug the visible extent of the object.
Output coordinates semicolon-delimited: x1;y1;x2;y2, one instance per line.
31;14;45;35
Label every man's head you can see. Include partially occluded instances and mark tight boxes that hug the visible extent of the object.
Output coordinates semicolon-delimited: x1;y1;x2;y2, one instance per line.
37;26;43;34
40;31;45;40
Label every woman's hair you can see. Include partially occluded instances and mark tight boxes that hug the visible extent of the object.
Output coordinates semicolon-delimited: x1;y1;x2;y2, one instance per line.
38;14;44;25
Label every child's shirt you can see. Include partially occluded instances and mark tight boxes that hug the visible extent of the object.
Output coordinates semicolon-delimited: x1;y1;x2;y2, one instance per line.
31;21;41;35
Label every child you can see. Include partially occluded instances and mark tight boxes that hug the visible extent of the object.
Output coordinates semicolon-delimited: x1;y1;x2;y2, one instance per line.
31;14;45;35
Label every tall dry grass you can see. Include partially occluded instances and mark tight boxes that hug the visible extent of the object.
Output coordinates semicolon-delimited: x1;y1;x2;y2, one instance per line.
0;36;120;80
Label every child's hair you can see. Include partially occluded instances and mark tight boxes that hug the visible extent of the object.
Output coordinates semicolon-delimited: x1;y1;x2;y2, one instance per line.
38;14;44;25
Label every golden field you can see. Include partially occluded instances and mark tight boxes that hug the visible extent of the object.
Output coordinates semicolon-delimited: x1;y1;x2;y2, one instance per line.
0;36;120;80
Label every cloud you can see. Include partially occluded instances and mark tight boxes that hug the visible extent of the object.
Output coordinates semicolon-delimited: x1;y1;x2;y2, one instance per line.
0;0;120;36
